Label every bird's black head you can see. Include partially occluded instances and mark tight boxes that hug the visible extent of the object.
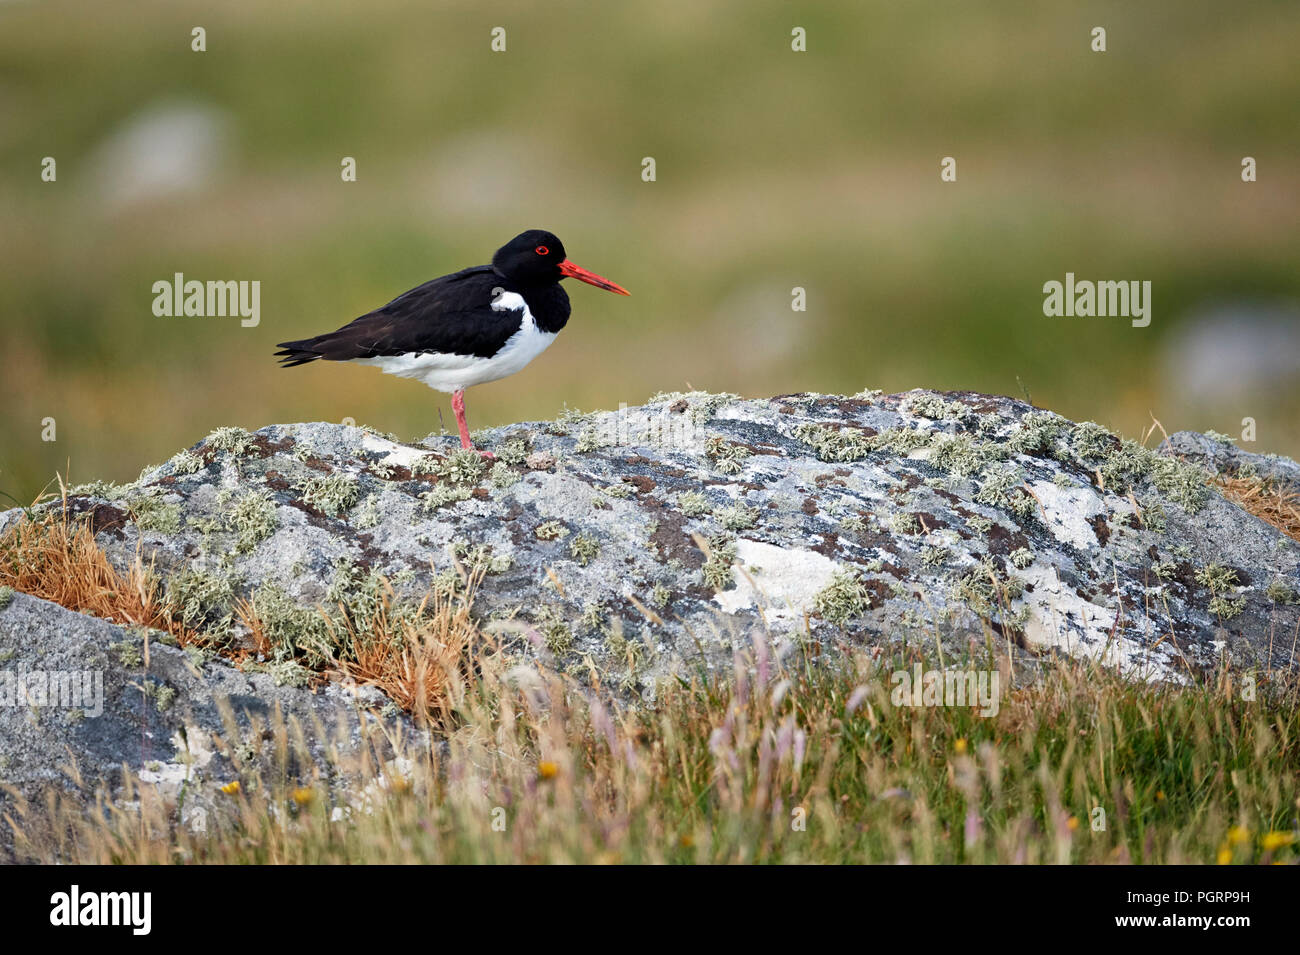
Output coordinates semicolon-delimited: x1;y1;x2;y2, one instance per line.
491;229;630;295
492;230;567;284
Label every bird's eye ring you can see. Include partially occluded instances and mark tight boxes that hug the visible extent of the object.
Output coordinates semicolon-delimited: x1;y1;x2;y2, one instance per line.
535;245;549;255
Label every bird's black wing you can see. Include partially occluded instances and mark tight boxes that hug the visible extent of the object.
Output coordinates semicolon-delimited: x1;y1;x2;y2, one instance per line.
275;266;527;365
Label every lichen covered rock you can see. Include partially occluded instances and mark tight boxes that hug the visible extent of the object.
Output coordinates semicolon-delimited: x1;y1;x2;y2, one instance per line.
7;389;1296;694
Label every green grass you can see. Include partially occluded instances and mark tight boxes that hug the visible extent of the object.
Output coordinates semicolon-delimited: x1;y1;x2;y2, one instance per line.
11;638;1298;864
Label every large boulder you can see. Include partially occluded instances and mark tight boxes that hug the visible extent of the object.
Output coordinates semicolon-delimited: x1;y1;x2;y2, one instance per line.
4;389;1296;698
0;588;406;861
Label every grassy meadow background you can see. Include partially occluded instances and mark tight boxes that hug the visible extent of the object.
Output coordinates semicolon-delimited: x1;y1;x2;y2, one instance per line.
1;0;1298;503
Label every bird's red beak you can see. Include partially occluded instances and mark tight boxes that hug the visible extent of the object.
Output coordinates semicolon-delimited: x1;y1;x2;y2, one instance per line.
558;259;630;295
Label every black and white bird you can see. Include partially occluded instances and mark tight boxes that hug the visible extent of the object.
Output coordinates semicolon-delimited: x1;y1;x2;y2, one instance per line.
275;230;628;457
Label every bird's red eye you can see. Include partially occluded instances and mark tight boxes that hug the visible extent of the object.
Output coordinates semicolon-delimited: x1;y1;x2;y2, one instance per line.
535;245;549;255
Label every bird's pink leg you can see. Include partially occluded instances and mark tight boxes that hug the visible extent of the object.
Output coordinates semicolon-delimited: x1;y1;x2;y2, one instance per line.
451;390;494;459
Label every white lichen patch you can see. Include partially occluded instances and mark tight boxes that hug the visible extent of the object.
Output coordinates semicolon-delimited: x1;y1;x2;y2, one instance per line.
136;724;220;801
1027;479;1106;550
712;539;841;628
361;434;426;469
1013;564;1181;682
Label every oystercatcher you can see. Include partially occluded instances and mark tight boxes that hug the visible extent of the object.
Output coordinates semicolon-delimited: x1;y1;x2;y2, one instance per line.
274;230;628;456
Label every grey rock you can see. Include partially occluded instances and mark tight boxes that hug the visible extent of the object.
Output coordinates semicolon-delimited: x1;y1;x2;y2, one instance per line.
2;389;1293;697
0;590;407;861
5;389;1300;854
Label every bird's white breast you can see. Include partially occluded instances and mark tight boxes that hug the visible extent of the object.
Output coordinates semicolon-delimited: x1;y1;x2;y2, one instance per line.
352;292;556;394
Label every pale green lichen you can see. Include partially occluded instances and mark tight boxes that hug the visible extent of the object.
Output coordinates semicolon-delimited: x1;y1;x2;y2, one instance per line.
0;585;12;610
206;426;255;456
955;560;1009;617
242;654;314;687
450;541;512;575
974;466;1037;519
650;390;740;425
437;450;488;485
1056;424;1211;513
569;534;600;566
489;462;520;489
966;514;994;534
68;479;126;500
905;393;974;425
495;436;531;466
129;495;182;535
840;513;868;533
889;512;920;535
247;582;335;665
167;566;237;636
875;427;935;455
1009;547;1034;569
812;568;871;626
409;454;441;477
228;489;278;553
265;660;312;688
678;490;713;518
574;429;609;453
170;449;206;475
704;436;752;475
650;583;671;607
554;404;597;432
1147;455;1210;512
792;423;874;462
605;626;645;670
327;558;405;635
1265;579;1298;604
1069;421;1117;462
929;432;1008;478
353;494;382;529
1208;594;1246;619
701;534;738;591
1007;411;1068;457
715;503;759;531
1194;563;1239;593
920;545;948;566
1195;563;1244;619
297;474;360;517
535;520;569;541
419;484;472;512
110;639;143;668
535;606;573;655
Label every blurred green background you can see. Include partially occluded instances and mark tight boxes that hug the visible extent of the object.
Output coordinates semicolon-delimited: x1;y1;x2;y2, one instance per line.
2;0;1298;503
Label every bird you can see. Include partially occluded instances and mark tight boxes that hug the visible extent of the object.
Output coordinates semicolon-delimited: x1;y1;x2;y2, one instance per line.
274;229;628;457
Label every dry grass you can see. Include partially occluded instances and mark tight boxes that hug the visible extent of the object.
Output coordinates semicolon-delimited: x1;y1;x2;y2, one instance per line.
8;640;1299;865
1215;473;1300;542
3;497;482;722
0;489;191;643
298;586;483;726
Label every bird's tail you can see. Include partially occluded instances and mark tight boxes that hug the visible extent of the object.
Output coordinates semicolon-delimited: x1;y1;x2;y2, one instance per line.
274;338;325;367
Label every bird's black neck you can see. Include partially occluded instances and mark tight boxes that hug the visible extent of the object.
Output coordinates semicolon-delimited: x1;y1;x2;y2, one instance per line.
505;279;571;334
